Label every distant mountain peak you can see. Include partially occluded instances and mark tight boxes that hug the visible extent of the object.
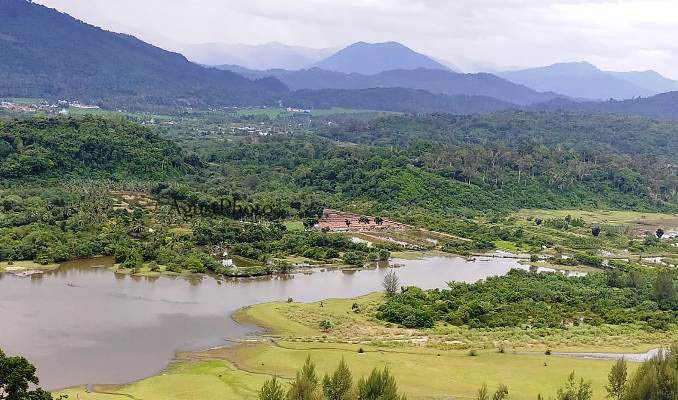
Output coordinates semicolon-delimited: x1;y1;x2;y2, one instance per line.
498;61;654;100
314;41;451;75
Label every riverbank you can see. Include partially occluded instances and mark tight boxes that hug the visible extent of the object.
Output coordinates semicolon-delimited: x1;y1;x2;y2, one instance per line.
56;292;673;400
0;260;59;275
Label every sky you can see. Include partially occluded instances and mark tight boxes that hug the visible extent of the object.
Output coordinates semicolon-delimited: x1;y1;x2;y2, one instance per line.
34;0;678;78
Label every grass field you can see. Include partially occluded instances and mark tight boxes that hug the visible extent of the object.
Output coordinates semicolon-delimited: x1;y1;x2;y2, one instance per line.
57;293;670;400
235;295;673;352
283;220;305;232
57;345;631;400
58;360;268;400
515;209;678;229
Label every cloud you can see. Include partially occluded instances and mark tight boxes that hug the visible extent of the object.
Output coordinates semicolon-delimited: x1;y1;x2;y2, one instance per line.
34;0;678;78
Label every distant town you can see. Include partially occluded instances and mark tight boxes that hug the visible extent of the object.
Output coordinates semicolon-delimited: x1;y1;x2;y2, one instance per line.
0;99;100;115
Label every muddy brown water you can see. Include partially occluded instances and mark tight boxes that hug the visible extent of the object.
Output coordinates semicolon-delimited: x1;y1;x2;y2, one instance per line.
1;255;535;390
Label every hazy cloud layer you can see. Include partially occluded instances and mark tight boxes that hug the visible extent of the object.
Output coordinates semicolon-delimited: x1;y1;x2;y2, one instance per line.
35;0;678;78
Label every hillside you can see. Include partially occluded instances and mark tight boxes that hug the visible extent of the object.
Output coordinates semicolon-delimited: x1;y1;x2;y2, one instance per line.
218;66;560;105
314;41;450;75
322;111;678;161
498;62;653;100
608;70;678;94
284;88;515;114
0;116;190;181
311;111;677;209
0;0;287;110
535;91;678;119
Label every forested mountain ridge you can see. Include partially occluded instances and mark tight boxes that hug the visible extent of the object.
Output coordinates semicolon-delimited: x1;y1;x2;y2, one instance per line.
214;66;561;106
535;91;678;119
0;0;287;110
283;88;516;114
0;1;550;115
0;116;192;181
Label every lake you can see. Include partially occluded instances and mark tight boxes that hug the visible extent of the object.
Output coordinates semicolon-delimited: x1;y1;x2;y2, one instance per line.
0;255;529;390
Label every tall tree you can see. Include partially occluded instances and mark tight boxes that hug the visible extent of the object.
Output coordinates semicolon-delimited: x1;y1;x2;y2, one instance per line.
287;356;322;400
606;359;627;400
0;348;53;400
624;345;678;400
259;376;286;400
556;372;593;400
322;358;354;400
382;270;400;297
653;270;675;310
356;367;406;400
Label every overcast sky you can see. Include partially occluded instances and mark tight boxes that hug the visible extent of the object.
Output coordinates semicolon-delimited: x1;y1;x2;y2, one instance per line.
34;0;678;78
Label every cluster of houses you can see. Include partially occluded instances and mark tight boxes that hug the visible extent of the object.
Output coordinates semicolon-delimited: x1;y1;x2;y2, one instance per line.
1;99;100;115
286;107;311;114
231;125;272;136
1;101;45;113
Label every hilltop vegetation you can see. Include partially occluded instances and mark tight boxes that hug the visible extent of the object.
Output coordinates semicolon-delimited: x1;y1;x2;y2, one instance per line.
315;111;677;209
537;91;678;120
0;116;190;181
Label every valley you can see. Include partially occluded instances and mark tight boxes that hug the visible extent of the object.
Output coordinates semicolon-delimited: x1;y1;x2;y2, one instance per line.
0;2;677;400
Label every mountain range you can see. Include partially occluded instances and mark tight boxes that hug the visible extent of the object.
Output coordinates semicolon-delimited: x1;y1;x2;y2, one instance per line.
204;42;678;102
214;66;559;106
607;70;678;94
0;0;287;109
2;0;678;118
497;62;678;100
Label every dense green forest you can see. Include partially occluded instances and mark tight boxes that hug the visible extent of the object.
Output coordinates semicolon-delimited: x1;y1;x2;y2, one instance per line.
0;117;191;181
0;110;676;274
192;111;677;214
377;266;677;329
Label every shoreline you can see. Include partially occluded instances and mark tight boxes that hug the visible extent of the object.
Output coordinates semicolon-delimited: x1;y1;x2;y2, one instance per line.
6;252;667;398
55;293;672;399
